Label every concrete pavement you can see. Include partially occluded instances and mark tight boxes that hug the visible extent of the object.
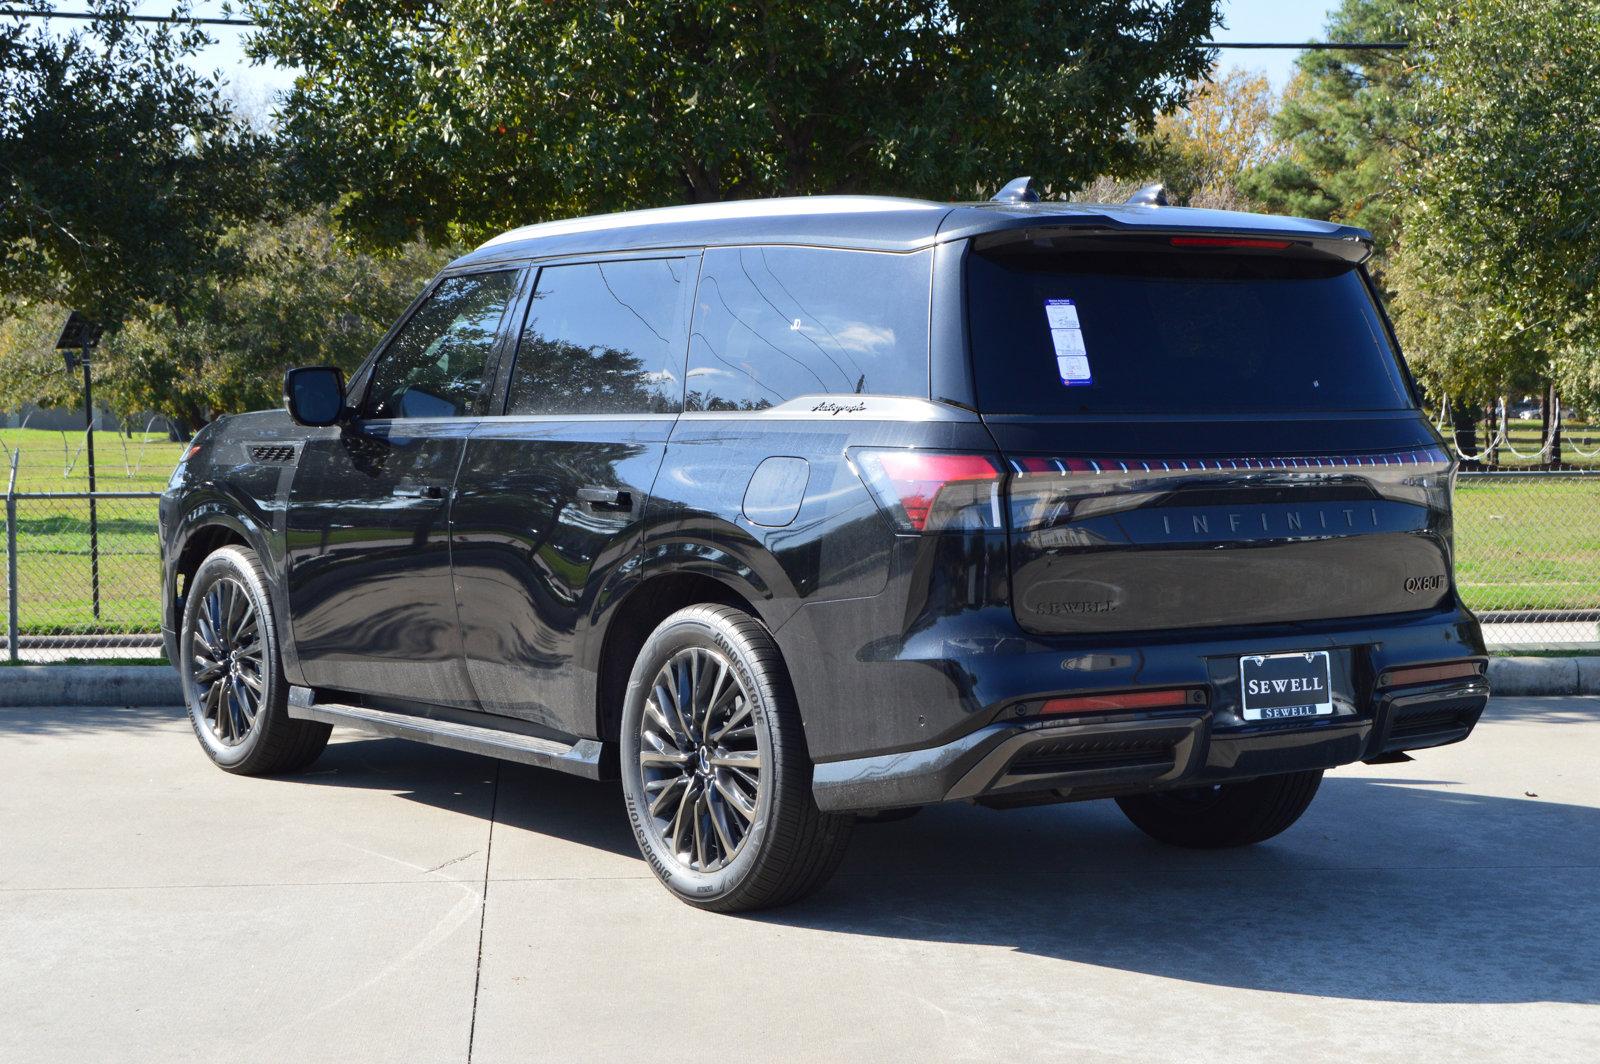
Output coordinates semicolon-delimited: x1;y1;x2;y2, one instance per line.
2;697;1598;1063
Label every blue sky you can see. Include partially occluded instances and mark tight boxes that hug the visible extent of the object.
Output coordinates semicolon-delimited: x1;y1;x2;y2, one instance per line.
30;1;1339;114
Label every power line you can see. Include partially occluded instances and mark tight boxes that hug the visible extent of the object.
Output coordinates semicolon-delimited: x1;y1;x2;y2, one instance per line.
1209;41;1407;50
1;8;251;26
0;9;1410;48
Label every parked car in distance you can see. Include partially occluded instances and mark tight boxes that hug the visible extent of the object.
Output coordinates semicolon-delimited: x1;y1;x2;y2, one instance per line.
160;184;1490;911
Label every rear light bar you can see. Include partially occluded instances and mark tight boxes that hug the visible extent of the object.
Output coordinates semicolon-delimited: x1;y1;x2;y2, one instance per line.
1379;661;1483;688
852;449;1003;532
1170;236;1292;250
1039;687;1204;715
1009;447;1452;475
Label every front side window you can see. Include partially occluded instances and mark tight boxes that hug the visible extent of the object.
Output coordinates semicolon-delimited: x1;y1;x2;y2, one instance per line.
507;258;688;415
362;271;519;419
685;246;932;411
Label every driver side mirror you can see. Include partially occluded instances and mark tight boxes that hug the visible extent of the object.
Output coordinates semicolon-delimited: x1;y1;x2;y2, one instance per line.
283;366;347;427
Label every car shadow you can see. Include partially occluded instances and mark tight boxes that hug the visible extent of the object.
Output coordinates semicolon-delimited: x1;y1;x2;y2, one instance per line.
288;733;1599;1006
772;774;1600;1006
296;735;640;860
0;702;185;738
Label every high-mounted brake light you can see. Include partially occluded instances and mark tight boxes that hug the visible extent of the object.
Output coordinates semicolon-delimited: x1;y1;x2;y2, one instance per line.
1039;688;1202;715
852;449;1003;532
1170;236;1292;250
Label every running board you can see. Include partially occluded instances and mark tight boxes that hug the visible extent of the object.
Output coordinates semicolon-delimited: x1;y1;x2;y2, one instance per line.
286;687;607;779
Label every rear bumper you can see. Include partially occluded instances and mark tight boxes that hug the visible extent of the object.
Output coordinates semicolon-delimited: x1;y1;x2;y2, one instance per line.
812;675;1488;812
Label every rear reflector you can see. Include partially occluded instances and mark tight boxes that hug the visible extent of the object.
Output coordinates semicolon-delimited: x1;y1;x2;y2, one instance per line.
852;449;1003;532
1170;236;1292;250
1380;661;1482;688
1039;688;1201;715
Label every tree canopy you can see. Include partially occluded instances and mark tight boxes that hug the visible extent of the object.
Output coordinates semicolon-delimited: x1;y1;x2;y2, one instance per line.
1388;0;1600;410
1;1;274;323
1238;0;1416;261
1148;67;1283;211
0;213;450;432
246;0;1221;248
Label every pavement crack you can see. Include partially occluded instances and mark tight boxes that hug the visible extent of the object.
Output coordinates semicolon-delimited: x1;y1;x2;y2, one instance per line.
466;760;500;1063
426;851;480;875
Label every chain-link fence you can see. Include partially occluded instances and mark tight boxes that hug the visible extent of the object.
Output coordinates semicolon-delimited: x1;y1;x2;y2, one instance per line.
1;466;1594;662
3;486;164;663
1455;471;1600;649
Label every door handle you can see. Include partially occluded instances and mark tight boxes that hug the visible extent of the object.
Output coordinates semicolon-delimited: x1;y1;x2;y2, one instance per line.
395;484;447;500
577;486;632;512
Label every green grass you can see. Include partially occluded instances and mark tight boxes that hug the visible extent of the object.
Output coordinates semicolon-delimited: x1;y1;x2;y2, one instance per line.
1454;477;1600;611
0;427;1594;635
0;427;184;492
0;428;171;635
2;495;162;635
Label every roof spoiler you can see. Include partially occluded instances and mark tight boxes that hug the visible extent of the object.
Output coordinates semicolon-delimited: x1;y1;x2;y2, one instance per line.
969;222;1374;265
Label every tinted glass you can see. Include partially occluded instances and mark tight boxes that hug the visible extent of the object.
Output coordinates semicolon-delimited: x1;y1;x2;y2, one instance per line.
363;271;518;419
507;258;687;415
968;251;1414;415
686;246;931;411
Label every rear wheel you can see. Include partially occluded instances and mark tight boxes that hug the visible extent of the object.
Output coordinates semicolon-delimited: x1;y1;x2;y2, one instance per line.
619;604;853;912
179;545;329;775
1115;770;1323;849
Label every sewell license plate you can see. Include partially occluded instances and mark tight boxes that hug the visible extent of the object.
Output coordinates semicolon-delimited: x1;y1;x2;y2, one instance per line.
1240;651;1334;721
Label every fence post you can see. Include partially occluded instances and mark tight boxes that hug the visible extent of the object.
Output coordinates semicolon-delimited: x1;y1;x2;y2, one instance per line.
6;449;18;663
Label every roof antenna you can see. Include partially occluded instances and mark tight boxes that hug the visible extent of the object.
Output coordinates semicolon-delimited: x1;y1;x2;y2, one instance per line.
992;176;1040;204
1125;183;1169;207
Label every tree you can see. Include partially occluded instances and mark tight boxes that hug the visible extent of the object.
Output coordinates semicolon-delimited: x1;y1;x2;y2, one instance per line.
1238;0;1417;262
1;1;274;323
1149;67;1283;210
0;213;451;432
246;0;1220;248
1388;0;1600;421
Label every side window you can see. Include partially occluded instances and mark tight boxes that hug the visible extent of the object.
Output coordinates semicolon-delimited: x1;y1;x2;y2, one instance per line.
685;246;931;411
362;271;519;419
506;258;688;415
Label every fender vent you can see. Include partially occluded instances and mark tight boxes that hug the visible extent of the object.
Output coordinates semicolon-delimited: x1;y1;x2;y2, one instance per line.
250;445;297;463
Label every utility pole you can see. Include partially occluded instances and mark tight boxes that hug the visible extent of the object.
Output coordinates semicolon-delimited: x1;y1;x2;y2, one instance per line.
56;312;104;620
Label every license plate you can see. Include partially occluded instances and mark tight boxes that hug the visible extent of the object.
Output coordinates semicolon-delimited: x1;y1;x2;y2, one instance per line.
1240;651;1334;721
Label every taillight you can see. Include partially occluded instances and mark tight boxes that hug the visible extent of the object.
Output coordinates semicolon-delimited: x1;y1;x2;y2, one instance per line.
1378;661;1482;688
1039;688;1203;714
852;449;1004;532
1170;236;1292;249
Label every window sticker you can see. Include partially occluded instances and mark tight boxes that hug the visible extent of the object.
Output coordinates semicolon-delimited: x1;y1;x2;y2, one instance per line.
1045;299;1092;386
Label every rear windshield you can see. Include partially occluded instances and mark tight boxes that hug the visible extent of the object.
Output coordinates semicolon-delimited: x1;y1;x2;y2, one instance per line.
967;249;1414;415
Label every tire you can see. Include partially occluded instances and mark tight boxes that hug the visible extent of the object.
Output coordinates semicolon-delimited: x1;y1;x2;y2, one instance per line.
178;545;330;776
1114;769;1323;849
619;604;853;912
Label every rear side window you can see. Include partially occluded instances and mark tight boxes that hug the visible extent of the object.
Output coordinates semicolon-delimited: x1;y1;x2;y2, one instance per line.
507;257;688;415
686;246;931;411
967;250;1414;415
363;271;519;419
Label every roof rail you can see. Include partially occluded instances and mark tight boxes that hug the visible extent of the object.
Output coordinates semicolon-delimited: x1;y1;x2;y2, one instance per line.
1126;183;1169;207
992;177;1040;204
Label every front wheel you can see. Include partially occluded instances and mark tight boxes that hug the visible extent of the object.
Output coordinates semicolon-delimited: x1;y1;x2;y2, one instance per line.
1115;770;1323;849
619;604;853;912
179;545;330;776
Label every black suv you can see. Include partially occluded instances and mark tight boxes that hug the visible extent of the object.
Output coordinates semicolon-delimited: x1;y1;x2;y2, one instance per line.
159;188;1489;911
